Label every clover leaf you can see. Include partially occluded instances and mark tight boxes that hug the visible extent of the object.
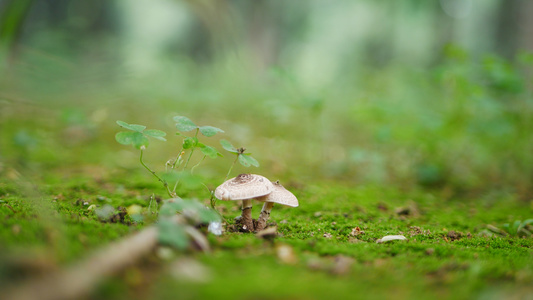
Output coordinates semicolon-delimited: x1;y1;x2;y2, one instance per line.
173;116;224;137
220;139;259;167
115;120;166;149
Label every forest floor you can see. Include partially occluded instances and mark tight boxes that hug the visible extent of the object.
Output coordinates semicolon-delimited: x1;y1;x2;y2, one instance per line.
1;166;532;300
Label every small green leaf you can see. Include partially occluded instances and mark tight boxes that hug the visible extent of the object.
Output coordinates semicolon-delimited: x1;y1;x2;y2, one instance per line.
199;126;224;137
163;199;220;224
131;132;149;149
144;129;167;141
220;139;238;153
183;137;198;149
158;218;189;250
200;145;221;159
115;131;134;145
197;207;221;223
174;116;198;132
238;154;250;167
116;120;146;132
238;154;259;167
159;199;182;216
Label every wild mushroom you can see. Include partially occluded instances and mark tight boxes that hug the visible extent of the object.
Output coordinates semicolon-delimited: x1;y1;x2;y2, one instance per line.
255;181;298;232
214;174;274;232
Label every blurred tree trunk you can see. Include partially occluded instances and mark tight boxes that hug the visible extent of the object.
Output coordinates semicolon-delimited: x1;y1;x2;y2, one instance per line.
182;0;236;60
495;0;533;57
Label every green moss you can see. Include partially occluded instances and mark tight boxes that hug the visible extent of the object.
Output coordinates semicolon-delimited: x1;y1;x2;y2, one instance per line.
1;174;532;300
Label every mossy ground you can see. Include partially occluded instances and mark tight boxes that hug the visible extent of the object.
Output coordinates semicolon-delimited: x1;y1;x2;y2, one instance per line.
1;168;531;300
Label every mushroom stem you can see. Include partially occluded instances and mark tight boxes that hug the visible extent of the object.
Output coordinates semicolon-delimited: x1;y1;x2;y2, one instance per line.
241;199;254;232
256;202;274;232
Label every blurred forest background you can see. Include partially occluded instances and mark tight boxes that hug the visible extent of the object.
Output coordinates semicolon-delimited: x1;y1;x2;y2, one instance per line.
1;0;532;198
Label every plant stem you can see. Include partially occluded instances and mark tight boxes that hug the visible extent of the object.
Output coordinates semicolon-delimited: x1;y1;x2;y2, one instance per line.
173;129;199;193
224;155;239;182
191;155;206;174
171;146;184;169
140;149;174;197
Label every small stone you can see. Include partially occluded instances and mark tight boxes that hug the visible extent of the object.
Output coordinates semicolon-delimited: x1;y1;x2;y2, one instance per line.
276;244;298;264
331;255;355;275
376;235;407;243
208;221;223;236
323;233;333;239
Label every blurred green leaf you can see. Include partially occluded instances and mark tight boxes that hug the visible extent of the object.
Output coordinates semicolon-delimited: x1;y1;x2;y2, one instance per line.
174;116;198;132
162;198;220;224
144;129;167;141
183;137;198;149
158;218;189;250
116;120;146;132
115;131;134;145
131;132;149;149
238;154;259;167
200;145;222;159
199;126;224;137
220;139;238;153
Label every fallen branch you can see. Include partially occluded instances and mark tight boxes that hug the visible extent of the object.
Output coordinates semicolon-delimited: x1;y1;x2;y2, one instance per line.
5;226;158;300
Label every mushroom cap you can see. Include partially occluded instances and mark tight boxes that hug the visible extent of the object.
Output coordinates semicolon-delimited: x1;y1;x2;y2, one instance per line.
255;181;299;207
214;174;274;201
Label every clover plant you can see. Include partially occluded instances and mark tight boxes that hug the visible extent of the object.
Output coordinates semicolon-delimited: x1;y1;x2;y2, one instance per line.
115;116;261;249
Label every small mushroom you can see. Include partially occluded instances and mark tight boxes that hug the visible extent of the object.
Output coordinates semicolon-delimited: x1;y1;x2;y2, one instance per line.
214;174;274;232
255;181;298;232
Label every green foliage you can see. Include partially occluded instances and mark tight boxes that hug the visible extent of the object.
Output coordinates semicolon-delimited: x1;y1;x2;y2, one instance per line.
238;153;259;167
157;198;220;250
182;137;198;149
115;120;166;149
174;116;224;137
198;143;222;158
485;219;533;237
220;139;238;153
158;218;189;250
113;115;261;250
220;139;260;167
160;198;220;224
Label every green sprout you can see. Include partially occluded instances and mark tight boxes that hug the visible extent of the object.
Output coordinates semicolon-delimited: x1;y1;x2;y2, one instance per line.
115;120;173;197
170;116;223;194
208;139;260;209
114;116;264;249
220;139;259;178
